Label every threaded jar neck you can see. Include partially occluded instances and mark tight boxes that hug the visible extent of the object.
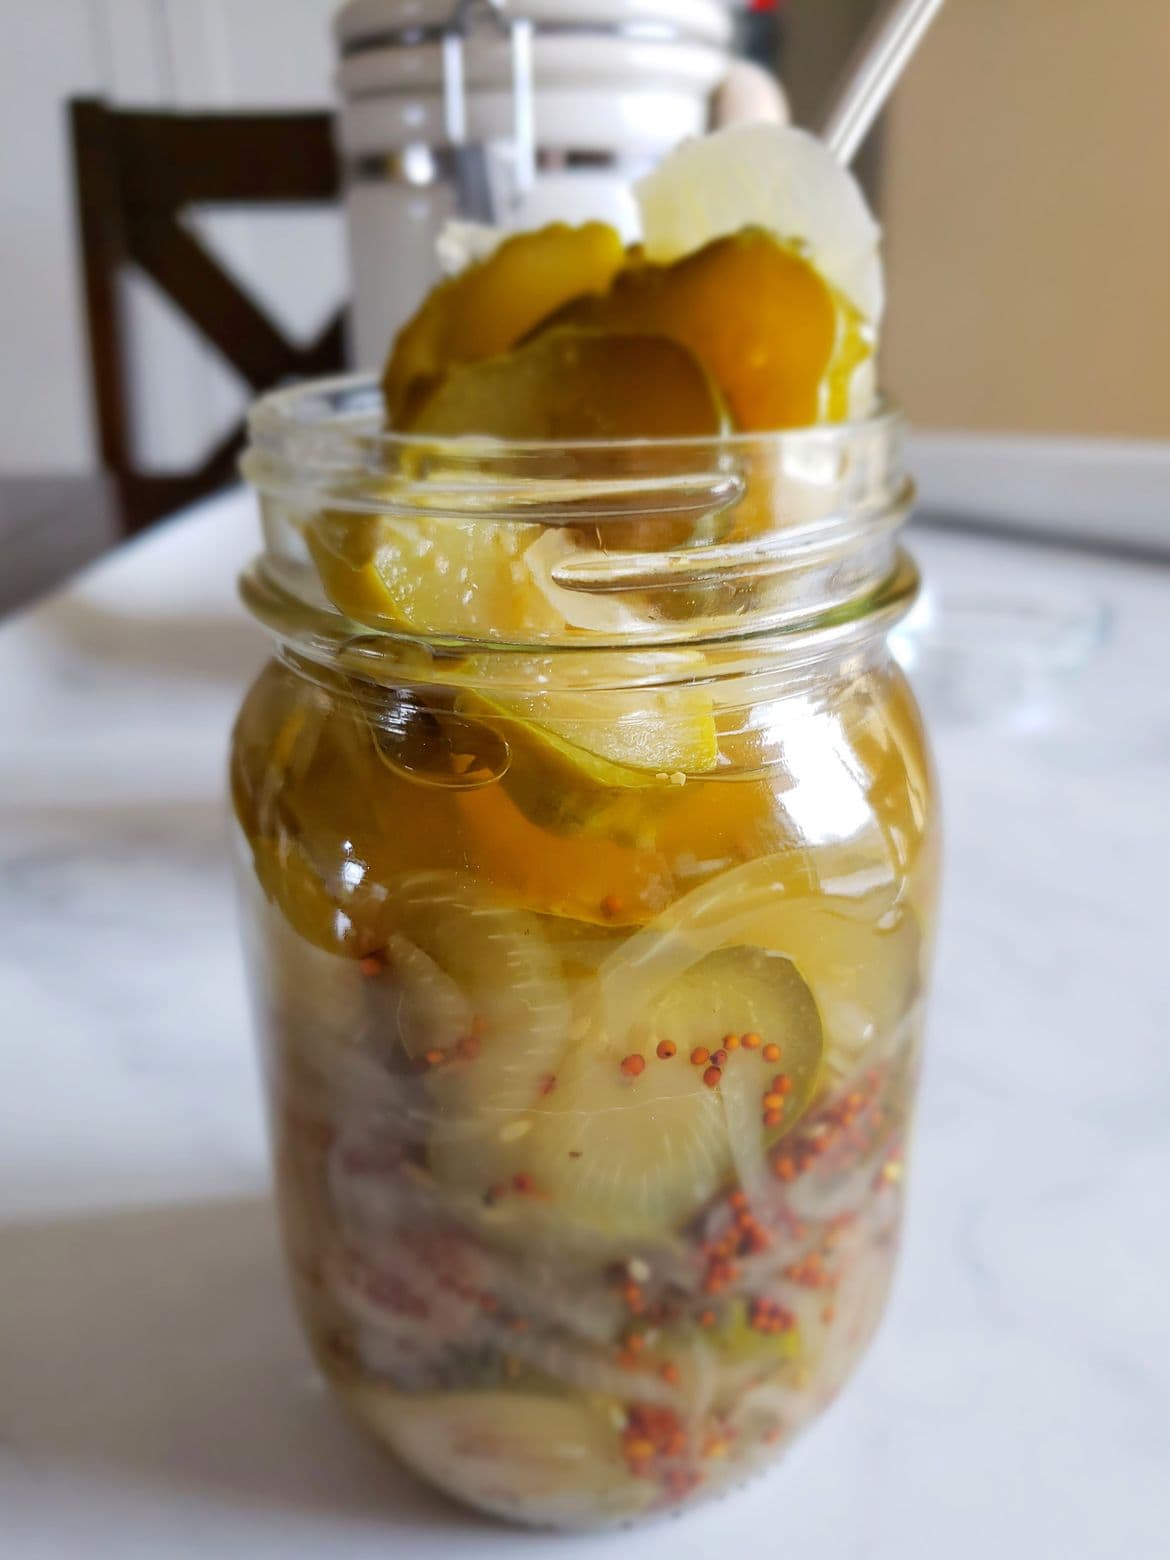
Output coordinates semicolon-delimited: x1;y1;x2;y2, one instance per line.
240;372;917;691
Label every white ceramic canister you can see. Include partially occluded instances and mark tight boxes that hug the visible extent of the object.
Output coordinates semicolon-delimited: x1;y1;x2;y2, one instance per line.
335;0;736;368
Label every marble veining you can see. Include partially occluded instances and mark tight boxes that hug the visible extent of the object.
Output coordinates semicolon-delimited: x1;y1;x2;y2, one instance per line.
1;489;1168;1559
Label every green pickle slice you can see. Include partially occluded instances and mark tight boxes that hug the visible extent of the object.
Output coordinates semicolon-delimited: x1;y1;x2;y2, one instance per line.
363;872;572;1128
383;222;627;425
307;328;725;640
600;851;923;1089
406;329;727;442
455;679;718;841
305;507;556;640
439;945;823;1244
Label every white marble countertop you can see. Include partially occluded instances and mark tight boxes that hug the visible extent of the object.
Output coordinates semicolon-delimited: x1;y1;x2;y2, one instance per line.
2;486;1168;1559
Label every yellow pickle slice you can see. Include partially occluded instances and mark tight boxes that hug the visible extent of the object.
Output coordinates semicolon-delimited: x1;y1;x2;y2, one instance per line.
536;229;865;429
383;222;626;425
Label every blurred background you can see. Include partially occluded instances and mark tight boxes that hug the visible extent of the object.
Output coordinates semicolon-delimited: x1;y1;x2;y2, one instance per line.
1;0;1168;610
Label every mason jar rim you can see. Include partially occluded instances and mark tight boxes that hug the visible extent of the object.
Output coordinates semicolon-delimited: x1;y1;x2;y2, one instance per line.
239;370;917;678
246;370;905;471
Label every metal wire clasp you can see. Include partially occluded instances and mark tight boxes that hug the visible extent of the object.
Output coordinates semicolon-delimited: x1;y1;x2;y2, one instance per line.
441;0;536;222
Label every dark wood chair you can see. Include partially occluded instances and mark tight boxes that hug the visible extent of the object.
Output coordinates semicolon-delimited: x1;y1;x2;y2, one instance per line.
70;99;345;536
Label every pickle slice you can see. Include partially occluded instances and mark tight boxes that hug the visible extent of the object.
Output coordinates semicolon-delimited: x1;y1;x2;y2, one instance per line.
453;760;792;927
231;663;329;845
511;946;822;1242
314;325;728;637
305;504;661;640
251;835;387;959
456;681;717;842
383;222;626;425
306;508;561;639
459;694;662;843
599;851;920;1074
340;1385;651;1527
405;329;726;442
235;671;468;956
456;780;675;926
635;122;884;330
464;663;719;774
366;871;571;1124
539;229;864;430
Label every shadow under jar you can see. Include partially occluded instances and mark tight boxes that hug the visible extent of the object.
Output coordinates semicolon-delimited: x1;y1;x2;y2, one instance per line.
232;376;939;1531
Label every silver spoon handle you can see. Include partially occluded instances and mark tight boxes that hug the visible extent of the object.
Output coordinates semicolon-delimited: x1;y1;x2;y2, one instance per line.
821;0;947;165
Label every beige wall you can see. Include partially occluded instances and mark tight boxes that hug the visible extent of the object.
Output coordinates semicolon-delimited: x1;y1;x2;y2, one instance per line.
880;0;1170;438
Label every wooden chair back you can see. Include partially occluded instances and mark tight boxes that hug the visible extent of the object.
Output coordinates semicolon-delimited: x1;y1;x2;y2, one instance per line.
70;99;344;535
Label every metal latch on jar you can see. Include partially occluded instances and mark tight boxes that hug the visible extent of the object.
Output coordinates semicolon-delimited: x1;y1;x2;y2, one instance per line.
441;0;536;223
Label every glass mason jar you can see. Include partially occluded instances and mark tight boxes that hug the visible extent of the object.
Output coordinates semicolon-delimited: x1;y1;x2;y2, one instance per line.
232;376;938;1531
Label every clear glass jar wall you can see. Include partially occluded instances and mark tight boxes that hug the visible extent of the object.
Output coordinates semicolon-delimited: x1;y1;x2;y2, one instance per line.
232;377;939;1530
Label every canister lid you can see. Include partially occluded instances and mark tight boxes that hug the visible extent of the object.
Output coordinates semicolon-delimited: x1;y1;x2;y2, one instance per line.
337;35;731;101
335;0;733;51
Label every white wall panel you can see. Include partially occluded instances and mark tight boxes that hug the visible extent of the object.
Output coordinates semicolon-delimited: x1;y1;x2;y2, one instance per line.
130;0;343;471
161;0;337;105
0;0;341;476
0;1;104;473
95;0;172;101
99;0;214;470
